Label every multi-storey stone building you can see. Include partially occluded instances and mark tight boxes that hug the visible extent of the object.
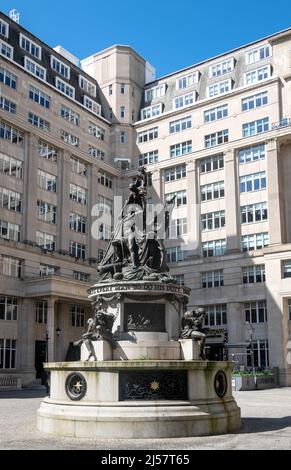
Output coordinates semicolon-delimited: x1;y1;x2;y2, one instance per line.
0;10;291;386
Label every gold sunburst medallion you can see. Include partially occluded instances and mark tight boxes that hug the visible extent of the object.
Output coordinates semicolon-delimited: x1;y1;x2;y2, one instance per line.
150;380;160;391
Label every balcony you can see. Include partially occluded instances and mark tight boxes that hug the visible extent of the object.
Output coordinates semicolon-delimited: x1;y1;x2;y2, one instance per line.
271;117;291;130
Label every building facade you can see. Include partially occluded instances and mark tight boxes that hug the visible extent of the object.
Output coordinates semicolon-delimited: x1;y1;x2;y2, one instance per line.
0;11;291;386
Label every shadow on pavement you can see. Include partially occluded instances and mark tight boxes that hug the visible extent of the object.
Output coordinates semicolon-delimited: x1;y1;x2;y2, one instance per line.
240;416;291;433
0;389;47;399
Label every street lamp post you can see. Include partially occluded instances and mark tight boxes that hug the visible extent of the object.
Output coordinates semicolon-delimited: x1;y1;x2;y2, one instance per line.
246;322;257;388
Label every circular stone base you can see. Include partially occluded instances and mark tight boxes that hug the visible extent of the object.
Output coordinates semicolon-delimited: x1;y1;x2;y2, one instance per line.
37;398;240;438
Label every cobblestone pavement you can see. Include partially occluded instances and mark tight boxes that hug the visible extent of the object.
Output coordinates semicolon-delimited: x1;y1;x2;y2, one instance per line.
0;387;291;450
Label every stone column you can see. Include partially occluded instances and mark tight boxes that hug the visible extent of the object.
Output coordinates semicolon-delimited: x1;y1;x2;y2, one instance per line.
18;298;35;371
46;297;57;362
151;168;162;203
224;149;240;252
266;138;285;245
226;302;245;364
90;164;99;259
186;159;200;257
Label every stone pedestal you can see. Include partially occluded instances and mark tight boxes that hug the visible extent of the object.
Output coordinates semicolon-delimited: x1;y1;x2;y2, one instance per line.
37;360;241;438
179;339;200;360
81;340;112;361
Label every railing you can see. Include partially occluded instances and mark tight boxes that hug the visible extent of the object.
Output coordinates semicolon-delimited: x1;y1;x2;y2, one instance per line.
271;117;291;130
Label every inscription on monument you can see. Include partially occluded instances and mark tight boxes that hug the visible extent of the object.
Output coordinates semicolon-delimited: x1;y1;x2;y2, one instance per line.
124;303;165;332
119;370;188;400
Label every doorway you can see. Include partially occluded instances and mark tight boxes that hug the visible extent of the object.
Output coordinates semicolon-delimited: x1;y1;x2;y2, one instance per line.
35;340;47;379
205;343;225;361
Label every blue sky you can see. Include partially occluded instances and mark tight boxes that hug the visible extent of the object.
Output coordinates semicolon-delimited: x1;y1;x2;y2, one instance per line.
1;0;291;77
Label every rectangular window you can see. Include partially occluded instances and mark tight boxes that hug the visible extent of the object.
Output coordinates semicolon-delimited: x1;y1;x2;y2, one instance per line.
137;127;158;143
244;65;271;85
51;56;70;78
88;122;105;140
139;150;158;166
120;83;125;94
0;152;22;178
170;140;192;158
202;239;226;257
200;181;225;201
247;339;269;369
38;141;58;162
169;116;192;134
97;249;105;263
244;301;267;324
0;121;23;145
120;106;125;119
69;183;87;205
204;129;229;148
243;265;265;284
239;144;265;164
28;112;50;131
69;213;87;233
242;117;269;137
79;75;96;97
60;104;80;126
165;164;186;182
0;187;22;212
241;202;268;224
40;264;59;277
98;195;113;214
0;66;17;89
37;170;56;192
246;45;271;65
55;77;75;99
200;154;224;173
35;300;47;323
29;85;50;109
98;171;113;189
69;241;86;260
119;131;125;144
0;339;17;369
0;96;16;114
204;304;227;326
89;146;105;160
240;172;266;193
242;91;268;111
0;19;9;38
204;104;228;123
201;210;225;231
37;200;57;224
165;190;187;207
0;256;22;278
145;84;166;101
168;218;187;238
0;40;13;60
70;305;85;327
289;300;291;321
0;296;19;321
24;56;46;80
176;72;199;90
202;270;224;288
282;260;291;278
0;220;20;242
70;156;87;176
20;33;41;59
36;231;55;251
207;79;232;98
141;103;162;120
60;129;79;147
173;274;185;286
73;271;90;282
83;96;101;116
166;247;187;263
174;92;195;109
242;233;269;252
109;84;113;95
209;58;234;78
